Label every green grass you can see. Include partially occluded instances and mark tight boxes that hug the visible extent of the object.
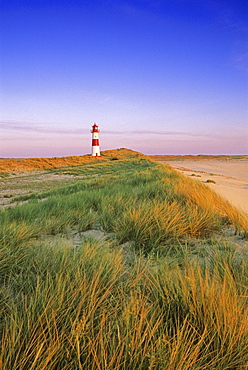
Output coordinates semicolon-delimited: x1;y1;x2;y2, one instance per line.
0;172;10;178
191;174;201;177
0;150;247;369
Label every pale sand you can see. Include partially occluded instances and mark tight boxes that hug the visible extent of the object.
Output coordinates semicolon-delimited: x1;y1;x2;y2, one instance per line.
160;160;248;215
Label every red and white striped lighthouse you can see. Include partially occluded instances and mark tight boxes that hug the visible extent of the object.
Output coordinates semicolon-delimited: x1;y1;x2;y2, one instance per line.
91;123;100;157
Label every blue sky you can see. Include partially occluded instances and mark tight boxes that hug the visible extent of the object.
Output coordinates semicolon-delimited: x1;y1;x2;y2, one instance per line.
1;0;247;157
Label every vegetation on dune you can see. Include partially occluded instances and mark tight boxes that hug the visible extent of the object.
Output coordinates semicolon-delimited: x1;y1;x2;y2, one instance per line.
0;148;144;173
1;240;247;370
1;151;245;173
206;179;216;184
0;149;247;369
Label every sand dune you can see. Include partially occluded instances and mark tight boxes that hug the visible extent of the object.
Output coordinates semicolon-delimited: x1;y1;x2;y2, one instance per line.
162;160;248;215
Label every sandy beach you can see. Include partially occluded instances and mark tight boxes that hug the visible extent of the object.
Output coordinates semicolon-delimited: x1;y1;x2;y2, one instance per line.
161;159;248;216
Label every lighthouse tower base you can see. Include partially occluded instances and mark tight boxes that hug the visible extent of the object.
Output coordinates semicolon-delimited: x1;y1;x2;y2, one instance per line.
92;146;100;157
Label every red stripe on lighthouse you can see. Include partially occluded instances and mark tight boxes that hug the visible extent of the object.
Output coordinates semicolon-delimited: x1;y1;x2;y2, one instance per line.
92;139;99;146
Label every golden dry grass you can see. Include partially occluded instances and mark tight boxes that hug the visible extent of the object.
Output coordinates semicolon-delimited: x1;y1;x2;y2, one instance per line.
174;172;248;231
0;148;145;172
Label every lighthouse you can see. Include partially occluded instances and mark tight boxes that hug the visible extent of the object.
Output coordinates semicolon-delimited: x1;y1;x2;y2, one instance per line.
91;123;100;157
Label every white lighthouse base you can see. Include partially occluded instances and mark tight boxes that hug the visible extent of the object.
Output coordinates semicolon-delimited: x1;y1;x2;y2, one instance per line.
92;146;100;156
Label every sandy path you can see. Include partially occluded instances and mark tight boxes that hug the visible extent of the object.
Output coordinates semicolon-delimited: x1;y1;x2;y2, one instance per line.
161;160;248;215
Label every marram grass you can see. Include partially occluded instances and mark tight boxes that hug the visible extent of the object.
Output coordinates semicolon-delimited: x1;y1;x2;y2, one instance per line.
0;149;247;369
0;241;247;369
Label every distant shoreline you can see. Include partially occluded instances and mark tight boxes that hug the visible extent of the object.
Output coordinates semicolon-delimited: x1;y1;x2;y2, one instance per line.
149;155;248;161
1;154;247;161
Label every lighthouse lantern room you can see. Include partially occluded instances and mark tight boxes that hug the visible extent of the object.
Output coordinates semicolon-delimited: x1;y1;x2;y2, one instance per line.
91;123;100;157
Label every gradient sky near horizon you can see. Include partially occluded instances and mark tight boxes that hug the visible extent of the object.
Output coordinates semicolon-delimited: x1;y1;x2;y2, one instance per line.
0;0;248;157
